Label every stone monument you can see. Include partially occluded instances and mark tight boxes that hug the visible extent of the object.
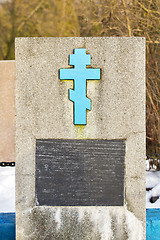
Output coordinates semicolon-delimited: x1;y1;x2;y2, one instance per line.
0;61;15;164
15;37;146;239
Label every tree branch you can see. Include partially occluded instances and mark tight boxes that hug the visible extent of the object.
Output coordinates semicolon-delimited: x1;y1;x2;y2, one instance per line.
17;0;45;34
121;0;132;36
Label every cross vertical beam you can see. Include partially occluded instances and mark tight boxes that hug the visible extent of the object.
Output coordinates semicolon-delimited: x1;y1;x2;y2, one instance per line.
60;49;100;125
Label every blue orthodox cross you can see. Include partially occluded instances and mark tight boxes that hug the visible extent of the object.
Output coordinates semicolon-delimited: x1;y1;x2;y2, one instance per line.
59;49;100;125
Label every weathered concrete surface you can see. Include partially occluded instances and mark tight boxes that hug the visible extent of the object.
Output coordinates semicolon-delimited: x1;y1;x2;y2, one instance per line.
23;207;143;240
0;61;15;162
15;37;146;239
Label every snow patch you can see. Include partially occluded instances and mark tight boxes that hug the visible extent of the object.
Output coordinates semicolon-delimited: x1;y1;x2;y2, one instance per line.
78;208;85;222
146;171;160;189
78;207;112;239
0;167;15;212
146;159;150;171
77;207;144;240
54;208;61;230
90;208;112;240
146;171;160;208
125;209;144;240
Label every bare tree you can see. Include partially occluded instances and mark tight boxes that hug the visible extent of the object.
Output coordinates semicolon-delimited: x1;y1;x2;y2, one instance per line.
0;0;80;59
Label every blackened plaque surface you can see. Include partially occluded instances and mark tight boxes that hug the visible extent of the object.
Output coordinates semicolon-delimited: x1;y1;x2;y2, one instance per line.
36;139;125;206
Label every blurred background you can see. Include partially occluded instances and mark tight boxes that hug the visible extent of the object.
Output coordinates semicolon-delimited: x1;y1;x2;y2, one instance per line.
0;0;159;160
0;1;159;239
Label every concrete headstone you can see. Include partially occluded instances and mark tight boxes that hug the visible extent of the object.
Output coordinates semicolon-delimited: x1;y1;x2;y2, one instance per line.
15;37;146;240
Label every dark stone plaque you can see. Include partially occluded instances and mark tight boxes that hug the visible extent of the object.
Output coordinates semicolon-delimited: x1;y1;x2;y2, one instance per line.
36;139;125;206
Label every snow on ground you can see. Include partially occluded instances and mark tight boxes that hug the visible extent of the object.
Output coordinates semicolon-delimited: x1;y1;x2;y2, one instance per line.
146;170;160;208
0;167;15;212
